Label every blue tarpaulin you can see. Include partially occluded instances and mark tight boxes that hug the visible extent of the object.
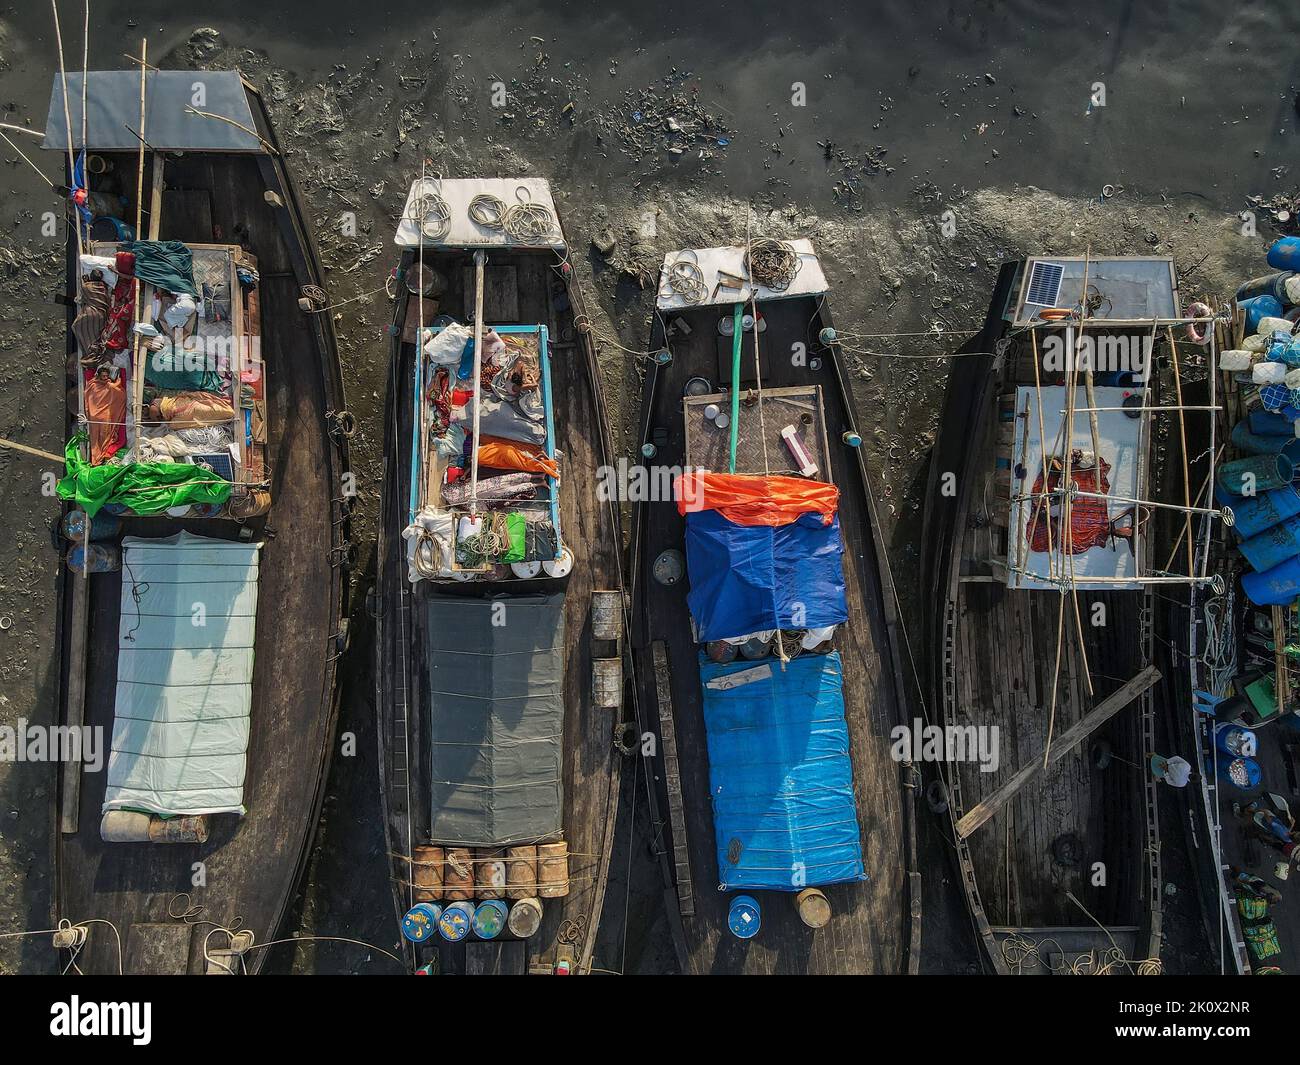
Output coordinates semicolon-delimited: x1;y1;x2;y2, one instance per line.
683;509;848;642
699;651;866;891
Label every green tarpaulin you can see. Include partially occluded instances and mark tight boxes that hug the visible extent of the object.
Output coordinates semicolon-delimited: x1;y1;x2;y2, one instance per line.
57;432;232;516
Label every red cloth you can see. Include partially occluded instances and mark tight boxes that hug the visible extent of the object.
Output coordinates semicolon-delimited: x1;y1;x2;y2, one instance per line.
674;471;839;527
1026;454;1113;554
103;277;135;352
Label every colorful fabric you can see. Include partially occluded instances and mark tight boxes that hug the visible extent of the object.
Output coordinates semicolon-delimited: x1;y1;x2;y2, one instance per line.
1026;453;1113;554
475;435;559;479
57;432;232;517
684;509;848;642
117;239;198;297
152;391;234;429
84;371;126;465
675;471;839;527
72;278;111;362
103;277;135;352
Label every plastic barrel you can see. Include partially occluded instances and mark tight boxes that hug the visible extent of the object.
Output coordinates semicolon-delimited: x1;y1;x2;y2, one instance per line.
1220;485;1300;539
1236;272;1297;305
438;900;475;942
1217;454;1293;497
1268;236;1300;272
1239;514;1300;572
401;902;443;943
1230;421;1300;466
1242;554;1300;605
1241;294;1285;333
471;899;509;940
1220;756;1263;791
1248;409;1296;436
61;508;122;543
507;897;543;938
727;895;762;940
1214;723;1257;760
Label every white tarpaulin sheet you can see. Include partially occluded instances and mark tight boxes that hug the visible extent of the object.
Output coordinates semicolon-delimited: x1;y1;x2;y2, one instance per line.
104;532;262;817
393;177;565;250
655;239;829;312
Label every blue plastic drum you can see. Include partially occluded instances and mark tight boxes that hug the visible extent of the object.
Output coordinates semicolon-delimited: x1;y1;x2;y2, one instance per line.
1220;756;1263;791
438;900;475;942
401;902;443;943
472;899;509;940
728;894;762;940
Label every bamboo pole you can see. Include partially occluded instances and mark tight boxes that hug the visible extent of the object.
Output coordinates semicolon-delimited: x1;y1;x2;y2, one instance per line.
128;40;148;461
1167;325;1195;580
469;249;486;514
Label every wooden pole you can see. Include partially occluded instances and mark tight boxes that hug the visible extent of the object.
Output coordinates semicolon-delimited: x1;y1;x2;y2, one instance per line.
128;40;148;461
1166;325;1195;580
956;665;1162;838
728;303;742;473
469;249;486;514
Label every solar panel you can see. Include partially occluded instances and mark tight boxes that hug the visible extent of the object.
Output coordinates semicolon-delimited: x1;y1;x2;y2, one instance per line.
1024;260;1065;308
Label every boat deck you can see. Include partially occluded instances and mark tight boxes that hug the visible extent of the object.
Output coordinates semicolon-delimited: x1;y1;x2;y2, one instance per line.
378;249;625;974
57;141;349;973
632;294;912;974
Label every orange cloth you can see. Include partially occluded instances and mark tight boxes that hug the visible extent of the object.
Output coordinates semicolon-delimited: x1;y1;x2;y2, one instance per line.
674;471;839;526
84;371;126;465
476;435;559;479
153;391;234;429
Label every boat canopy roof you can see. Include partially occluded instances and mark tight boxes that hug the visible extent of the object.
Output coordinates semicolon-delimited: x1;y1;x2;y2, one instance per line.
422;593;564;846
106;532;261;818
394;177;565;250
1011;256;1179;326
44;70;263;153
656;239;828;312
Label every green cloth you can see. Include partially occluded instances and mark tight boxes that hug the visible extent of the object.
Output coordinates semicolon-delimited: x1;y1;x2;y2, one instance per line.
57;432;231;517
119;239;199;297
144;345;225;394
502;512;527;563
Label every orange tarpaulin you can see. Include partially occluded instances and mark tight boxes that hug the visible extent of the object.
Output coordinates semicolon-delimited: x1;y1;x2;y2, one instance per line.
476;435;560;479
674;471;839;527
84;370;126;465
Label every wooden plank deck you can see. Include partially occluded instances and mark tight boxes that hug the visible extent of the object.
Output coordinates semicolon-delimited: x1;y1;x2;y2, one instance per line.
633;295;909;974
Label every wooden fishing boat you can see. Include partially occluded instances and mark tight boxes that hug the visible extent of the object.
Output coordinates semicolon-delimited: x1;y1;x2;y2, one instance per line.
628;239;918;974
375;176;627;974
45;68;353;974
921;256;1194;973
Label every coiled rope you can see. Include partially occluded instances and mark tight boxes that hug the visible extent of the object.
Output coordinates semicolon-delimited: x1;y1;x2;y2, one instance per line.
466;186;555;244
745;236;801;291
408;175;451;242
661;250;708;304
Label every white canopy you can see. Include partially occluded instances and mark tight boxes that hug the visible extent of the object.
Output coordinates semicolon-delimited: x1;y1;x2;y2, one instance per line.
104;532;261;817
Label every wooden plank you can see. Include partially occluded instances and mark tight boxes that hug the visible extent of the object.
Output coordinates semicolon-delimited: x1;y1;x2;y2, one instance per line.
955;664;1161;839
652;640;694;917
59;574;89;835
464;940;526;975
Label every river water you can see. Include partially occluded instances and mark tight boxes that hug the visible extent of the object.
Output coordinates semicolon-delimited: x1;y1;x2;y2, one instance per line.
0;0;1294;972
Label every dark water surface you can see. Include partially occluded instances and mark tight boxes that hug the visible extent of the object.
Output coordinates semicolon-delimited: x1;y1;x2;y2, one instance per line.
0;1;1296;973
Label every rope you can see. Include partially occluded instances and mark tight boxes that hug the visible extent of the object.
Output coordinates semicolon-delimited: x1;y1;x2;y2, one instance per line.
467;192;506;229
662;251;708;304
744;236;800;291
501;185;554;244
408;174;451;241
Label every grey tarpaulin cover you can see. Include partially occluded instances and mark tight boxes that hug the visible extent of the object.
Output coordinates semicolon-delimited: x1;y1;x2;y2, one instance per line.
423;593;564;845
44;71;262;153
